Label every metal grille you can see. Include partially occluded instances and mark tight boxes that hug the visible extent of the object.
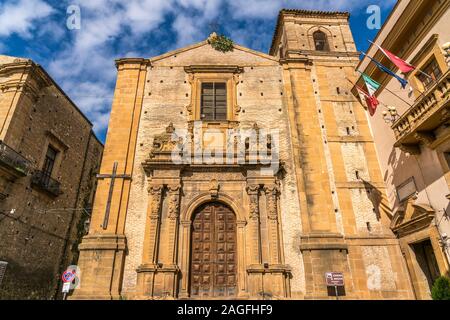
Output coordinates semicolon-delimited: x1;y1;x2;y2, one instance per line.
0;140;31;175
31;170;61;196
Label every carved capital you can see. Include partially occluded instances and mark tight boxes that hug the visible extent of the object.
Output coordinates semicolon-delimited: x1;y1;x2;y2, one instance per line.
167;184;181;192
148;184;163;195
264;185;279;221
167;184;181;220
246;184;260;220
148;185;163;220
263;184;279;196
246;184;259;195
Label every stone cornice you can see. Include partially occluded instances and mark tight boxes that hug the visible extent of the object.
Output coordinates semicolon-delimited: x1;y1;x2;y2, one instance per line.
115;58;151;70
392;212;435;238
184;65;244;74
0;59;95;128
0;61;52;89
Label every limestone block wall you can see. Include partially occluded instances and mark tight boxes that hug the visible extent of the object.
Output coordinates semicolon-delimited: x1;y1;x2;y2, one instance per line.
313;61;412;298
273;9;414;298
272;12;356;58
121;43;304;297
0;59;103;299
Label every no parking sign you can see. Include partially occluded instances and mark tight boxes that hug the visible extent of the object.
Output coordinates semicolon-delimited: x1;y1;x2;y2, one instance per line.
61;265;81;298
62;270;76;283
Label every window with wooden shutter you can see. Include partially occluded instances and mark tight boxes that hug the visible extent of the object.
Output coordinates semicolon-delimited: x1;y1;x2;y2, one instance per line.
201;82;227;120
417;57;442;90
42;146;58;178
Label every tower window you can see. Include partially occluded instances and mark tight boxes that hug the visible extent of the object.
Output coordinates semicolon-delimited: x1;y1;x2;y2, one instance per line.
313;31;330;51
200;82;227;120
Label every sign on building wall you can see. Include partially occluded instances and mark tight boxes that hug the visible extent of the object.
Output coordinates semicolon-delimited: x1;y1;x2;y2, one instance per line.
325;272;345;287
396;177;417;203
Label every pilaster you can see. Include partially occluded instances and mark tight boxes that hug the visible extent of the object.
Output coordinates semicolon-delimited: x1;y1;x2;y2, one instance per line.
71;58;150;300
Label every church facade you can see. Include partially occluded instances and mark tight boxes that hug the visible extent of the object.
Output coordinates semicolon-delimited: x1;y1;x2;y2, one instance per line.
72;10;416;300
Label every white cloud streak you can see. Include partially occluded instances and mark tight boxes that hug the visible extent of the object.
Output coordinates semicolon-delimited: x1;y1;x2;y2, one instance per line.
0;0;55;37
0;0;396;137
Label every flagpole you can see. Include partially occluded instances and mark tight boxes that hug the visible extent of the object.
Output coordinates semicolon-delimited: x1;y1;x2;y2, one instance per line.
346;77;412;111
382;86;413;107
358;53;425;96
415;68;434;80
368;40;433;80
345;78;389;108
356;55;413;107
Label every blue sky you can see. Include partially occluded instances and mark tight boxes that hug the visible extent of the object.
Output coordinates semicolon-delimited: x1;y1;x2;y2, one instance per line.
0;0;397;142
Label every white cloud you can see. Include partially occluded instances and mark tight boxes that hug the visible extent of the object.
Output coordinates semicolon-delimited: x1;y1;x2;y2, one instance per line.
47;0;222;134
228;0;397;19
3;0;397;137
0;0;55;38
124;0;174;34
42;0;182;134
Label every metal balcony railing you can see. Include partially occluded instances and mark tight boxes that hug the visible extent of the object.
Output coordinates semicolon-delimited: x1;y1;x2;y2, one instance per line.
0;140;31;176
31;170;61;197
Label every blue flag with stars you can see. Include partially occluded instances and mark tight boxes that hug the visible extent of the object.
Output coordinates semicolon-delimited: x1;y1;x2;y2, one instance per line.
363;53;408;89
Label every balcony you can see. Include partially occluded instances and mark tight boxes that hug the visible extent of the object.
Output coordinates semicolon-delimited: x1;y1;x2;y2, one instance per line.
0;140;32;178
392;70;450;154
31;170;61;197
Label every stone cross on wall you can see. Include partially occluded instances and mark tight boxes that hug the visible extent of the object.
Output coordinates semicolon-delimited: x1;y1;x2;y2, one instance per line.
96;161;131;230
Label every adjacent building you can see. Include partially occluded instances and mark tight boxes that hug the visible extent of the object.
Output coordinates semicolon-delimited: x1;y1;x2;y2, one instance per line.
355;0;450;299
73;9;418;300
0;55;103;299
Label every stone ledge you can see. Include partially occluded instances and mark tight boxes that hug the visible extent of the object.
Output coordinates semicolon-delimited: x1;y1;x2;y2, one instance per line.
69;293;121;300
327;135;374;143
299;243;348;251
335;181;386;189
246;264;292;274
78;234;127;251
137;264;179;273
115;58;151;70
299;233;348;251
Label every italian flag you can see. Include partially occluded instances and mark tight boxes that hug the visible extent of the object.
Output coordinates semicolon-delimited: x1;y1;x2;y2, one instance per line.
372;42;416;73
355;84;379;116
360;72;381;97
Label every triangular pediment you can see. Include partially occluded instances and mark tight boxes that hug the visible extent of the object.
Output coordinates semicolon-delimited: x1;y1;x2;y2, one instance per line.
391;197;436;237
149;40;279;66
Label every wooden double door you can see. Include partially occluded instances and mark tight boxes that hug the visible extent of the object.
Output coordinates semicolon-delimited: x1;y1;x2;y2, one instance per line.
190;202;237;298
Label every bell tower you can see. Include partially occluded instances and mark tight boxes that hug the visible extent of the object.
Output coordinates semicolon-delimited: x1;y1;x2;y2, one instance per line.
271;10;410;299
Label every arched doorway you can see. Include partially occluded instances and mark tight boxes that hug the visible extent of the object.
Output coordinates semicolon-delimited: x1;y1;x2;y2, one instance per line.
190;202;237;298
